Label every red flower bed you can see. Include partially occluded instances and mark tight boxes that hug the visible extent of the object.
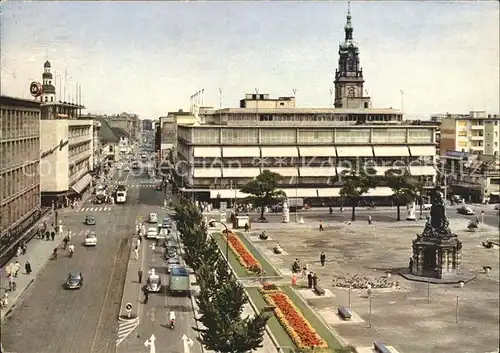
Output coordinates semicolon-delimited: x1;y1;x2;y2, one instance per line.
265;291;327;348
225;232;261;270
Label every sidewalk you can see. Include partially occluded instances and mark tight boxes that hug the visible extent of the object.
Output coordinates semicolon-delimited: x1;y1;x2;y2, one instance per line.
0;229;66;321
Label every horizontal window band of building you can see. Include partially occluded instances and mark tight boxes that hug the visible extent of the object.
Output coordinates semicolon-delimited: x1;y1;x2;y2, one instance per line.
0;134;40;143
69;153;92;168
0;160;40;175
0;182;40;208
69;138;92;147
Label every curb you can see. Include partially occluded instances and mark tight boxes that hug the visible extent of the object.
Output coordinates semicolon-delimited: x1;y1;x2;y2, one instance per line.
0;278;34;321
118;315;140;323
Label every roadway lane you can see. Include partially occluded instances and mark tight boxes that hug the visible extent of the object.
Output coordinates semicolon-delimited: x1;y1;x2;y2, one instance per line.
0;176;139;353
117;184;203;353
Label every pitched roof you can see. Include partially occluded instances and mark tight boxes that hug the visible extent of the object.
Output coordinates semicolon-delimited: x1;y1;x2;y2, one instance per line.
111;127;130;139
95;117;119;143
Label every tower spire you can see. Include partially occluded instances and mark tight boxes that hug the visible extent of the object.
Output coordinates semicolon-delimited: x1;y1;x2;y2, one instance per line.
345;1;353;40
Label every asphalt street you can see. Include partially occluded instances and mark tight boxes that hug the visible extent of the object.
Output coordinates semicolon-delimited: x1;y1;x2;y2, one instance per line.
117;183;203;353
0;169;137;353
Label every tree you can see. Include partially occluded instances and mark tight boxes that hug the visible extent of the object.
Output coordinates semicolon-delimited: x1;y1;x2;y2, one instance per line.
385;168;426;221
240;170;286;220
173;199;269;352
339;165;378;221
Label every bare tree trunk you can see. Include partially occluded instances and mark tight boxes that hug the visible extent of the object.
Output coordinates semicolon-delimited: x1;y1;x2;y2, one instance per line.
397;205;401;221
351;206;356;221
260;207;265;220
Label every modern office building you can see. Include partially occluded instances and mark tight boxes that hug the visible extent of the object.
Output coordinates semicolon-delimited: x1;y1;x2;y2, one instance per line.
173;6;437;203
438;111;500;156
0;95;42;240
40;119;94;207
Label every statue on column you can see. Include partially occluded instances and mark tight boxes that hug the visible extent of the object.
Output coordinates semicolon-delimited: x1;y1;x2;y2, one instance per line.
423;186;452;238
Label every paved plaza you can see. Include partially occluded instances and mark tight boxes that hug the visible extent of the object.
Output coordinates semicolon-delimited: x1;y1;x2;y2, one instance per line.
248;216;500;353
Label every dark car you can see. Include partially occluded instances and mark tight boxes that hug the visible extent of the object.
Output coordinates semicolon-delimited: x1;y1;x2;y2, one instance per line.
164;247;177;259
85;215;96;225
64;272;83;289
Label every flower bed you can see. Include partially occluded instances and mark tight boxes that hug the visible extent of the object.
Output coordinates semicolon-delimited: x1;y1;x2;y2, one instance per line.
223;231;262;273
260;287;327;350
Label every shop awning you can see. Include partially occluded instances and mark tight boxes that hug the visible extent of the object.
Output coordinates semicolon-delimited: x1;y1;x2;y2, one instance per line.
266;167;298;176
222;167;260;178
193;168;222;178
71;173;92;194
261;147;298;157
299;167;336;177
209;189;249;199
409;166;436;176
222;147;260;157
336;146;373;157
193;147;221;158
365;187;393;196
409;145;436;156
282;188;319;198
299;147;336;157
317;188;341;197
373;146;410;157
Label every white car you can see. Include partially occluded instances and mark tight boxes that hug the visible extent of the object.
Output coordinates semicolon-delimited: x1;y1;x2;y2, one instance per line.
84;233;97;246
423;203;432;210
146;227;159;239
149;213;158;223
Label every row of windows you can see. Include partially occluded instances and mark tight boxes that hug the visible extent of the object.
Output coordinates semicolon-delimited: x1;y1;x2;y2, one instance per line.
188;128;433;144
0;163;39;203
69;126;91;139
0;138;40;171
0;186;40;232
69;142;91;158
69;159;91;179
0;109;40;140
219;113;401;123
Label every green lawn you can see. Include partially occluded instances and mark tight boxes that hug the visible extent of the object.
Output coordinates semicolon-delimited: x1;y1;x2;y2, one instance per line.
281;286;343;350
245;287;297;350
235;232;280;277
211;232;251;278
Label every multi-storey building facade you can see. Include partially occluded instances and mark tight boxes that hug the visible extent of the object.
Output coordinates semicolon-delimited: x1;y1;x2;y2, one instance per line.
438;111;500;156
105;113;140;142
93;120;102;173
0;96;41;241
40;119;94;207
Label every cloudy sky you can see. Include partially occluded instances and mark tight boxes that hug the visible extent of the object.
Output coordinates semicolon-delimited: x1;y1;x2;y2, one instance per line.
1;1;498;119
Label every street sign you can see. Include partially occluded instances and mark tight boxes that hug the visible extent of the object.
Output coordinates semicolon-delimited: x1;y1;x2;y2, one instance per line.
220;202;227;213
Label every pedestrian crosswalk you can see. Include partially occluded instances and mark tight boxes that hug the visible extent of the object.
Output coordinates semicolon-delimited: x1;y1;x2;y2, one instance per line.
116;317;139;346
128;184;157;188
77;206;115;213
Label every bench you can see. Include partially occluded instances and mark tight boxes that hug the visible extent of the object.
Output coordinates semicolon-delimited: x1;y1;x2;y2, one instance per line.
373;340;391;353
337;306;351;320
314;285;325;296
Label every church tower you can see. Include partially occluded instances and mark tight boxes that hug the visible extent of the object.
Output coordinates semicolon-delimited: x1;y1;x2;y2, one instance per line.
333;2;371;109
41;60;56;103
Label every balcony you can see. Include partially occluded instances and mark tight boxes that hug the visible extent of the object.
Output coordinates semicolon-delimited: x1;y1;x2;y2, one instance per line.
470;135;484;140
470;124;484;130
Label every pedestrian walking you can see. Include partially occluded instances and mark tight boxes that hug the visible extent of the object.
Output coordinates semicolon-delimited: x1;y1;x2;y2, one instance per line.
307;272;313;289
21;241;27;255
13;261;21;278
15;246;21;257
133;246;139;260
143;287;149;304
50;231;55;241
319;221;324;232
312;272;318;289
368;214;372;225
136;238;141;249
25;261;32;275
138;269;143;283
320;252;326;266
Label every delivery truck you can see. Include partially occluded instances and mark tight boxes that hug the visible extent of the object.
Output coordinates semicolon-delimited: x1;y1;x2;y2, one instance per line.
169;266;190;296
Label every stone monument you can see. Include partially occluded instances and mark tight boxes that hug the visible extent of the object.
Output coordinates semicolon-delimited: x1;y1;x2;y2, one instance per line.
400;186;475;284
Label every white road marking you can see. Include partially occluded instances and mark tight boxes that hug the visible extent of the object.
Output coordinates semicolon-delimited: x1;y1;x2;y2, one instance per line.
116;317;140;346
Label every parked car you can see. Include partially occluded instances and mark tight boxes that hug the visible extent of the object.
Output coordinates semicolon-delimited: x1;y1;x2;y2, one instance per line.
167;257;181;273
161;219;172;229
457;205;475;215
64;272;83;289
85;215;96;225
149;213;158;223
146;227;159;239
164;247;177;259
84;232;97;246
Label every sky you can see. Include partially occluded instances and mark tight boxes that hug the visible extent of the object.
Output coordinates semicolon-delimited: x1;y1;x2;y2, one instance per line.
1;1;499;119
